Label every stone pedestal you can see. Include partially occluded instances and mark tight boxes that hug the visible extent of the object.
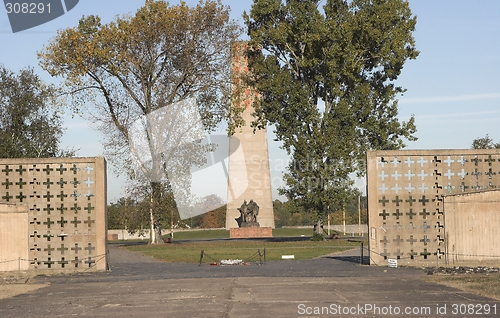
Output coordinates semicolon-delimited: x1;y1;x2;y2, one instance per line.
230;227;273;238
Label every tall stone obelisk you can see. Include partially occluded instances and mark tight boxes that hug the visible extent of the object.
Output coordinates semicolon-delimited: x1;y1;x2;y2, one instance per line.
226;42;275;229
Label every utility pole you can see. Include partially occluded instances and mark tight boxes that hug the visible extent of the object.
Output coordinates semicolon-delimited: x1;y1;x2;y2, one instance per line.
358;195;361;236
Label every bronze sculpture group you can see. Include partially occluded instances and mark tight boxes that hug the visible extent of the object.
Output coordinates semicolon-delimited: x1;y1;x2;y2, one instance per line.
235;199;260;227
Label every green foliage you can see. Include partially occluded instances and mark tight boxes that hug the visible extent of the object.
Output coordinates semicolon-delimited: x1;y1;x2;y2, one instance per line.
0;65;72;158
273;199;314;227
471;134;500;149
245;0;418;220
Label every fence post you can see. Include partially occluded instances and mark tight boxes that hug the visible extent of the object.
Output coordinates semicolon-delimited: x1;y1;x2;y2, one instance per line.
360;243;364;265
199;250;204;266
264;248;266;264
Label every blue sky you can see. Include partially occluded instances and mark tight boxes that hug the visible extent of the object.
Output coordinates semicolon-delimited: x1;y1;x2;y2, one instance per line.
1;0;499;203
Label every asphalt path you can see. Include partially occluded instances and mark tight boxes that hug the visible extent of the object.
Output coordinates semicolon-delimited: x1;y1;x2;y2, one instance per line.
0;242;498;317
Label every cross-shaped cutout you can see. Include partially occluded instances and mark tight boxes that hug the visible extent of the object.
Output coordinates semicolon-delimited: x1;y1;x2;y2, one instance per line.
70;164;80;174
43;218;55;228
15;165;26;175
421;222;430;232
71;204;81;214
43;165;53;175
70;217;81;228
70;178;80;188
71;243;82;254
420;235;430;246
470;156;481;166
2;192;13;202
2;178;13;189
84;217;95;228
15;178;26;189
56;164;67;175
2;165;13;176
57;244;69;255
419;209;430;219
83;164;94;174
392;209;403;220
404;157;414;167
393;235;404;245
406;209;416;219
16;192;27;202
485;155;496;166
57;204;67;214
420;248;431;259
84;177;95;187
406;235;417;245
57;216;67;228
43;204;54;215
85;243;95;254
392;196;403;206
378;196;389;206
419;195;429;206
406;196;416;206
393;222;403;231
43;178;54;188
405;183;415;193
57;191;67;201
379;210;389;220
71;190;81;201
485;168;496;179
57;178;67;188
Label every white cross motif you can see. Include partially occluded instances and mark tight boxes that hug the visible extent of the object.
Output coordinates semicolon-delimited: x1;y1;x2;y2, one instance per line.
457;169;467;179
84;177;95;187
444;169;455;180
378;184;388;194
378;171;388;181
417;170;428;180
391;157;400;167
404;157;415;167
405;170;415;180
391;184;401;194
83;164;94;174
391;170;402;180
444;156;454;167
457;156;466;166
405;183;415;193
419;183;429;194
377;158;387;168
417;157;428;167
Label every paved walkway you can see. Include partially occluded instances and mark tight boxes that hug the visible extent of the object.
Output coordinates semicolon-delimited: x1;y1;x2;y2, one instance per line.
0;244;498;317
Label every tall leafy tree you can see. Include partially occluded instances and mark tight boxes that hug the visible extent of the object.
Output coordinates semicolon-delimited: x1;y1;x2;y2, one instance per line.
0;65;70;158
471;134;500;149
38;0;241;243
244;0;418;220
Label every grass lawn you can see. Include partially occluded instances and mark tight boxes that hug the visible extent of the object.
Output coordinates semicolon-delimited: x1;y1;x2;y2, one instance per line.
125;239;361;264
166;228;348;240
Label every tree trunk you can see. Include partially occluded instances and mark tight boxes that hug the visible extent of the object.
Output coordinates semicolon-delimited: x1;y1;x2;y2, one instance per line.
149;181;163;244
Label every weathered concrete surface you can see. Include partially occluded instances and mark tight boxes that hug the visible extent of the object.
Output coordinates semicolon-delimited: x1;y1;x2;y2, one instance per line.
0;245;497;317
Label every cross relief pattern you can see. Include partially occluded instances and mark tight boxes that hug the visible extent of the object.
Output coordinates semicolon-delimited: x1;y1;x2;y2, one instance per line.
0;162;98;270
374;154;500;262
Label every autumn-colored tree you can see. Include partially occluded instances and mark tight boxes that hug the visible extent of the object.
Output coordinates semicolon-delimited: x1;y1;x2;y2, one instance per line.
200;205;226;228
38;0;241;243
